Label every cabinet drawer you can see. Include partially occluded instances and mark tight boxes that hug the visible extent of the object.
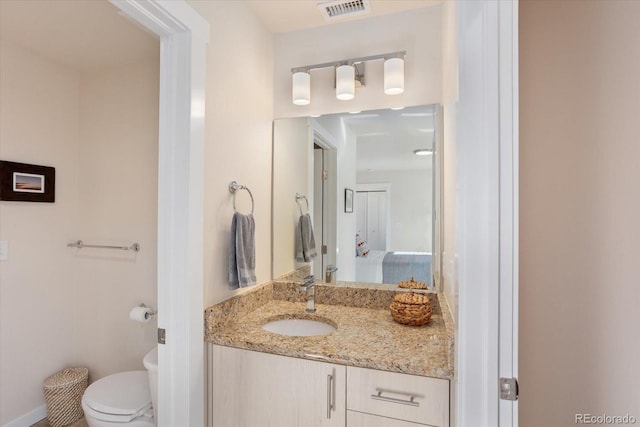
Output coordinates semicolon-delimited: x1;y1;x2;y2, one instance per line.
347;366;449;427
348;411;431;427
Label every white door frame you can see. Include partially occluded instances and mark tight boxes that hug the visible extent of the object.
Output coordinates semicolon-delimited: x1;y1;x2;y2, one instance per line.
309;121;338;277
109;2;208;426
497;1;519;425
456;1;518;426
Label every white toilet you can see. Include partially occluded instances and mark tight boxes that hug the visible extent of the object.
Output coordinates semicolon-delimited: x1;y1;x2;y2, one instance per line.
142;346;158;422
82;347;158;427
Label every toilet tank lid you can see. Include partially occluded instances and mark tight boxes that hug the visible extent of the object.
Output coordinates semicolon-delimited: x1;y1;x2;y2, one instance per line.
83;371;151;416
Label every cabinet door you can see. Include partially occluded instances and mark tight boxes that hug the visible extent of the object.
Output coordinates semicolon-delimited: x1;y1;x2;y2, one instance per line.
209;345;345;427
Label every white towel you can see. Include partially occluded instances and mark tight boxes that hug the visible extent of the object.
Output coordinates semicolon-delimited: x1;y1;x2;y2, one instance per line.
295;213;317;262
229;212;256;288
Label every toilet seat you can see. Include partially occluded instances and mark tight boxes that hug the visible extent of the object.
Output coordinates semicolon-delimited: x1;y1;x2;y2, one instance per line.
82;371;153;423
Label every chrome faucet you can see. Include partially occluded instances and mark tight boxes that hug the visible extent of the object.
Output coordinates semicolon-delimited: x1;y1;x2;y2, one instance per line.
300;275;316;313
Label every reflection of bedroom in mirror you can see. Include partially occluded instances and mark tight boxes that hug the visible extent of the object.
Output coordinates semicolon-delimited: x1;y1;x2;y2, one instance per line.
272;104;441;289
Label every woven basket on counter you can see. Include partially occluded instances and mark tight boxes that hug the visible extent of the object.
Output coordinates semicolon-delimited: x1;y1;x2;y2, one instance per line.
43;367;88;427
390;292;432;326
397;277;428;290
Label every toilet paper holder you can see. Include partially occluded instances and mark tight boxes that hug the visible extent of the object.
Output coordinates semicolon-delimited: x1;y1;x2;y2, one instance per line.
129;304;157;323
138;303;157;319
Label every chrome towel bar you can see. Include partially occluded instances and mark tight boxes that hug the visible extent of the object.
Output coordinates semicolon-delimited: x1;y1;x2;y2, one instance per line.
67;240;140;252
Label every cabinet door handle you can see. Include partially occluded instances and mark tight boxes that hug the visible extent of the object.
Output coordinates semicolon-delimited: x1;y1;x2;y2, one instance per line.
327;374;335;419
370;390;420;407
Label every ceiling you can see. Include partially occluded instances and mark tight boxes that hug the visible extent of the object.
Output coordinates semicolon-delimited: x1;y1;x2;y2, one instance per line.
248;0;443;34
318;105;436;173
0;0;158;71
0;0;441;70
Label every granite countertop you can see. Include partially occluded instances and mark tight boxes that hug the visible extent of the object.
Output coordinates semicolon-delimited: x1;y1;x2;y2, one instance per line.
205;281;454;380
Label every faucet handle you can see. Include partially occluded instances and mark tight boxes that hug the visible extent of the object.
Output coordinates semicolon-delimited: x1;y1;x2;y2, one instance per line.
301;275;315;289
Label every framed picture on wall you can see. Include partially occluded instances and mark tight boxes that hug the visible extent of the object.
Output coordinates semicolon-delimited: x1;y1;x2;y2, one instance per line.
345;188;354;213
0;161;55;203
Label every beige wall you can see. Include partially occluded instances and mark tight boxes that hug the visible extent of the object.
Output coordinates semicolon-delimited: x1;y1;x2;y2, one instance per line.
0;41;81;424
520;1;640;425
0;41;159;424
74;60;159;381
188;1;274;306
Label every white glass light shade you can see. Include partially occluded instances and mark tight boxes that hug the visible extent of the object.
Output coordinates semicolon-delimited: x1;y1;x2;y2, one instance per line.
384;57;405;95
336;65;355;100
413;148;433;156
292;72;311;106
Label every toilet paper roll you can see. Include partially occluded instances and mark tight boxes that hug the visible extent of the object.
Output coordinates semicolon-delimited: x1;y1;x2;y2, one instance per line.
129;306;152;323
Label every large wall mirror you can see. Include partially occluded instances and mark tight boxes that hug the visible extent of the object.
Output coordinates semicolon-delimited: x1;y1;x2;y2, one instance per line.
272;104;442;290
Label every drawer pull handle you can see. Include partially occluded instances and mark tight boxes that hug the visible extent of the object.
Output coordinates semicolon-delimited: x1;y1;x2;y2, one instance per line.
370;390;420;407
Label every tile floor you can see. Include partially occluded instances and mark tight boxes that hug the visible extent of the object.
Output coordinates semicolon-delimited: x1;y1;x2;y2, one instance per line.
31;417;88;427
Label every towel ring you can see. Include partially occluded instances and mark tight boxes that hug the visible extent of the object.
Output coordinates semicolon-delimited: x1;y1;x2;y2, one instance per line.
229;181;255;214
296;193;309;216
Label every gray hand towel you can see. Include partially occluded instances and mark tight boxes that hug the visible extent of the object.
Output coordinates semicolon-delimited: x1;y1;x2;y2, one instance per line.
229;212;256;288
295;213;317;262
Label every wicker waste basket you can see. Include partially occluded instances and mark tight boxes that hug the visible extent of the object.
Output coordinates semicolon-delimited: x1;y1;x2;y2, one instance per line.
390;292;432;326
43;367;88;427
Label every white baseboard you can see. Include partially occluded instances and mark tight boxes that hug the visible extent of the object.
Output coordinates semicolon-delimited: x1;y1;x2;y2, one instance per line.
2;404;47;427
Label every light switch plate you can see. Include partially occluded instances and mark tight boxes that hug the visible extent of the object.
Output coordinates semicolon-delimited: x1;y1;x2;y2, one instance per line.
0;240;7;261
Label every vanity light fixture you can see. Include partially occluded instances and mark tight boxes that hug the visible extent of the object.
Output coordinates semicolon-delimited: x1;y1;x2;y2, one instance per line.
291;50;406;105
413;148;433;156
336;64;356;100
292;71;311;106
384;56;405;95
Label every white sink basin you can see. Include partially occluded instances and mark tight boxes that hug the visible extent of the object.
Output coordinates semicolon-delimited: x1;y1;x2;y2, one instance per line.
262;318;336;337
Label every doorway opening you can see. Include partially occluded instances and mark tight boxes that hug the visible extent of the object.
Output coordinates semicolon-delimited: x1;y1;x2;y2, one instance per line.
311;138;337;281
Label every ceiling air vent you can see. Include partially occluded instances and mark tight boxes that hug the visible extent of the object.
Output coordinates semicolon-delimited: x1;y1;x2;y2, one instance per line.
317;0;372;21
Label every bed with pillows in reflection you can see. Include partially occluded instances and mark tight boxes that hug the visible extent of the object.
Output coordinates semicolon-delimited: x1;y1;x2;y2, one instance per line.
355;250;432;285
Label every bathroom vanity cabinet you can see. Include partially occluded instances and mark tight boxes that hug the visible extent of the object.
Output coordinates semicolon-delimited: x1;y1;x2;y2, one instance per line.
208;345;449;427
